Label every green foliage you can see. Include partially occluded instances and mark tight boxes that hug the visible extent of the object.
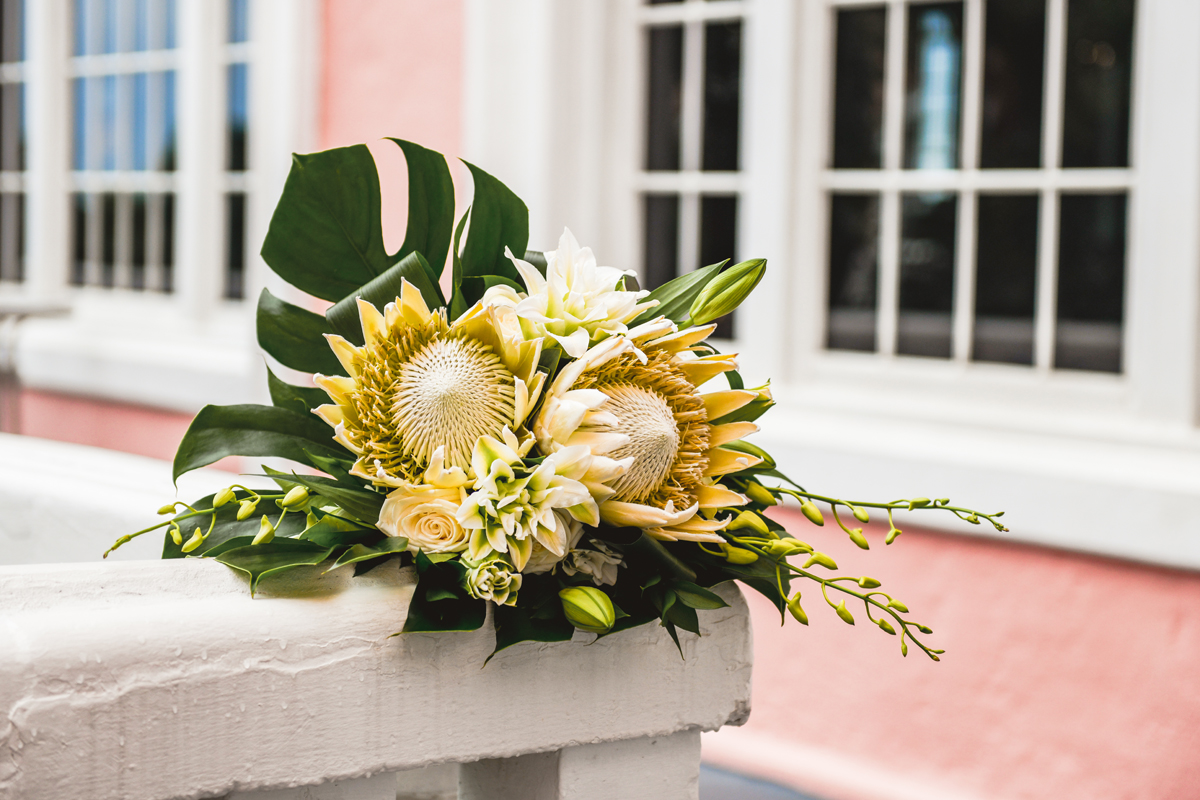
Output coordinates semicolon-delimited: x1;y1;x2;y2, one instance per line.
266;367;329;415
256;289;344;376
386;138;455;272
324;251;445;345
402;551;486;633
331;538;409;569
491;574;575;658
216;538;335;594
631;260;726;325
452;161;529;311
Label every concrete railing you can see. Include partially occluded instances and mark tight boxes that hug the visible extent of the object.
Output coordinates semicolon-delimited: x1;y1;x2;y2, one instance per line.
0;556;753;799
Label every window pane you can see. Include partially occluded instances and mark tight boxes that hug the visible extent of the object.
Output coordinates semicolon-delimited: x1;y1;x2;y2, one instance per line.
131;192;146;289
974;194;1038;364
0;192;23;282
1055;193;1125;372
147;69;176;171
227;63;248;171
132;71;146;169
646;25;683;171
702;21;740;171
1;0;23;63
71;193;87;284
1061;0;1135;168
229;0;249;43
980;0;1045;169
0;82;23;171
827;193;879;352
225;192;246;299
904;3;963;170
700;195;737;338
100;191;116;287
832;7;886;170
160;191;174;292
643;193;679;290
898;192;956;358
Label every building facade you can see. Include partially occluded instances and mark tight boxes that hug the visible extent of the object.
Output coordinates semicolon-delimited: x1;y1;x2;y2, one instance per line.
5;1;1200;798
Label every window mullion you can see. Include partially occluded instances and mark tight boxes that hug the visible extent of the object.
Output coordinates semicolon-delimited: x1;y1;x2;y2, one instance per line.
1034;0;1067;370
952;0;985;362
876;0;907;356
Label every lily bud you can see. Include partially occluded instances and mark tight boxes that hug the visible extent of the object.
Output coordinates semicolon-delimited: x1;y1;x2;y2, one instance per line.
787;595;809;625
280;486;309;508
800;501;824;527
237;499;258;520
213;487;236;508
727;510;770;536
253;515;275;546
181;527;205;553
802;552;838;571
559;587;616;634
688;258;766;325
722;544;759;564
743;481;777;506
157;503;177;516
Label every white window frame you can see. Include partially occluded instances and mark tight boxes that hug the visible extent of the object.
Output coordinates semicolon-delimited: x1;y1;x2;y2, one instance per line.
9;0;320;412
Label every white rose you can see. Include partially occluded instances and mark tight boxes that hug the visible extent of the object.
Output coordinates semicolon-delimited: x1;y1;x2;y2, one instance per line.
377;483;469;554
464;558;523;606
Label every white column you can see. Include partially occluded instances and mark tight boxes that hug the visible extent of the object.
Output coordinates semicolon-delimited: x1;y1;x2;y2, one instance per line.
459;731;702;800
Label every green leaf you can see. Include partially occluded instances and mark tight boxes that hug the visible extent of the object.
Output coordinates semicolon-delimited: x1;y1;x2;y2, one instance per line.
161;492;309;559
616;533;698;583
267;366;330;415
448;208;471;319
722;440;777;471
216;539;335;594
454;160;528;310
256;289;345;376
324;251;446;345
255;470;384;525
330;537;408;569
632;260;726;325
297;514;381;548
522;249;547;276
261;144;391;301
671;581;730;610
172;404;348;482
401;553;486;633
492;603;575;658
387;138;455;274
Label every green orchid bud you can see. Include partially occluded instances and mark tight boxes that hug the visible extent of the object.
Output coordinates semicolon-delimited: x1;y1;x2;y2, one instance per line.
743;481;777;506
847;527;869;550
857;576;881;589
722;543;759;564
181;527;205;553
800;501;824;527
851;505;869;523
237;499;258;520
915;624;933;634
936;498;950;506
169;525;183;546
908;497;931;510
688;258;766;325
764;538;811;558
252;515;275;546
966;513;980;524
802;552;837;571
885;526;903;544
157;503;178;516
280;486;309;508
886;598;909;613
787;594;809;625
559;587;616;634
834;601;855;625
213;487;236;508
727;510;770;536
901;640;909;657
877;618;896;635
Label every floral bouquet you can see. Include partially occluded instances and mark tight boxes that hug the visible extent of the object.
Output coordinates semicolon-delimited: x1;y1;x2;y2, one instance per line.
109;140;1006;660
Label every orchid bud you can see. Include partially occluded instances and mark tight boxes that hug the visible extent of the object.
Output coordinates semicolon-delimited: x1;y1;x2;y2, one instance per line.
802;552;838;571
157;503;177;516
877;618;896;635
213;487;236;508
559;587;616;634
169;525;183;546
800;501;824;527
181;527;205;553
727;510;770;536
908;497;931;510
280;486;309;508
857;576;881;589
787;595;809;625
237;499;258;520
851;505;869;523
688;258;766;325
834;601;855;625
886;598;909;613
743;481;777;506
252;515;275;546
722;543;759;564
885;526;903;544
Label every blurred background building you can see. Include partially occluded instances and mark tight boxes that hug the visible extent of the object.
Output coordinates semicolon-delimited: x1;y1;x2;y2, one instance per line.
2;0;1198;798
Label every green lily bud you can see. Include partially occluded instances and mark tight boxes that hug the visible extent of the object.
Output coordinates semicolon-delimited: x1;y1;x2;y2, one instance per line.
722;543;759;564
169;525;183;546
800;501;824;527
857;576;881;589
280;486;309;508
688;258;766;325
213;487;236;508
802;552;838;571
787;594;809;625
559;587;616;634
252;516;275;546
727;510;770;536
877;618;896;635
851;505;869;523
237;499;258;520
743;481;777;506
157;503;177;516
181;527;205;553
834;601;855;625
886;598;909;613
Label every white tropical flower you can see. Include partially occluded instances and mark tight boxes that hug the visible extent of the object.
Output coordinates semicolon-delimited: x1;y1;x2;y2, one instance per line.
482;228;656;358
464;556;522;606
456;428;610;571
561;540;623;586
523;511;584;574
375;447;471;554
532;320;761;542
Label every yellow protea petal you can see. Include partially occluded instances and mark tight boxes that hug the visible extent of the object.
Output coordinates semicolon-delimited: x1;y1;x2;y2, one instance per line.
696;484;749;509
708;421;759;448
644;526;725;543
399;278;432;325
600;499;698;529
677;353;739;386
313;403;344;428
324;334;362;378
702;390;757;420
704;446;763;477
357;297;387;346
645;324;718;353
313;373;357;404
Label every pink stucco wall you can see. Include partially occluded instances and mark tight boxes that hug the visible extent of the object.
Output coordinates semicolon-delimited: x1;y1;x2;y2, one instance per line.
703;507;1200;800
18;388;192;462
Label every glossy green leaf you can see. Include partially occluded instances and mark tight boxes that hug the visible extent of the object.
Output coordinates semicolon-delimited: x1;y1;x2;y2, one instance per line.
453;160;527;311
172;404;348;482
216;539;335;594
256;289;344;376
401;552;486;633
297;514;381;548
330;537;408;569
671;581;730;610
387;138;455;274
325;251;445;345
256;469;384;525
267;366;329;415
161;492;309;559
632;260;726;325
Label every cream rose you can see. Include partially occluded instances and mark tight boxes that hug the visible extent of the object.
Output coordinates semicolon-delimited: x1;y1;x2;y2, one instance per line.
377;483;469;554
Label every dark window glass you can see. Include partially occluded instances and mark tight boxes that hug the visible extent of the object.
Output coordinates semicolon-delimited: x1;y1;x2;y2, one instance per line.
832;7;887;169
898;192;957;357
702;21;741;171
0;191;22;282
973;194;1038;364
161;191;174;292
700;195;737;338
827;193;879;352
1055;193;1125;372
1062;0;1135;168
0;82;23;171
227;63;248;171
72;78;86;169
131;192;146;290
643;193;679;290
229;0;250;43
904;3;963;170
1;0;22;63
100;191;115;287
71;192;87;284
647;0;683;4
161;69;176;170
646;25;683;171
980;0;1046;168
225;192;246;299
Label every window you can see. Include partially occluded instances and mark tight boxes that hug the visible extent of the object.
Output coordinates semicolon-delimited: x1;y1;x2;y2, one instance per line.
223;0;248;300
638;0;743;339
825;0;1135;373
0;0;23;285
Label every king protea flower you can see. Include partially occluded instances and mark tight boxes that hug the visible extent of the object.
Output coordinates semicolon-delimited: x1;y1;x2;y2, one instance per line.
312;279;545;486
532;320;761;542
481;228;657;358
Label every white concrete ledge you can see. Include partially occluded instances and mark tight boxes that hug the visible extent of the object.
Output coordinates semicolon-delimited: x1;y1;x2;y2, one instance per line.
0;558;752;800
